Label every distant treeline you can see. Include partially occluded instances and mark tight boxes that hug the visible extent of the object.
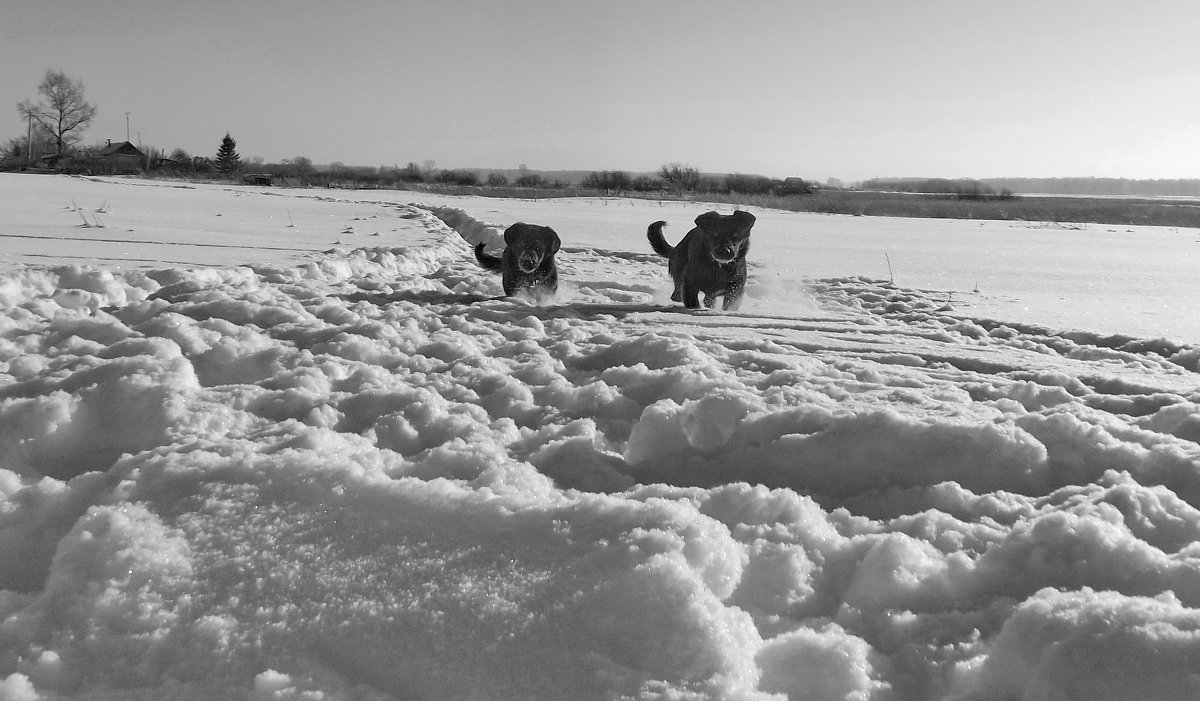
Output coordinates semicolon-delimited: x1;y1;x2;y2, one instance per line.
167;159;816;197
980;177;1200;198
859;178;1013;200
787;190;1200;228
18;141;1197;227
862;176;1200;198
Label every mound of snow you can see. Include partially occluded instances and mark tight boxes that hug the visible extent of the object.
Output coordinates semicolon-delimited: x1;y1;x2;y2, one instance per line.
2;176;1200;700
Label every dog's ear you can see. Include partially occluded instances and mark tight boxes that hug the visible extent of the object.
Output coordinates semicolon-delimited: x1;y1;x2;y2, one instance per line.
732;210;756;230
545;227;561;255
503;223;529;247
695;211;722;229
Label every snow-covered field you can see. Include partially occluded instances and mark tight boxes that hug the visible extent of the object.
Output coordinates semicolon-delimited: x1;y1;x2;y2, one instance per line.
2;174;1200;700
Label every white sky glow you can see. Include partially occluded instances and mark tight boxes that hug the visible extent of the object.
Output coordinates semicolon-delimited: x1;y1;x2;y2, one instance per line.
3;0;1200;182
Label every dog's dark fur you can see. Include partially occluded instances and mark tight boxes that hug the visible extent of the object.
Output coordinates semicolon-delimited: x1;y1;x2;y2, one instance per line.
647;210;756;310
474;222;561;300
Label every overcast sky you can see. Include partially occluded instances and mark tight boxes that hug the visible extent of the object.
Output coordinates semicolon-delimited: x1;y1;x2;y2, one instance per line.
3;0;1198;182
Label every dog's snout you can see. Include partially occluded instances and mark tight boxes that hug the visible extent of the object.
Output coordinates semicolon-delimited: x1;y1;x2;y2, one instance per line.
713;244;738;262
518;251;542;272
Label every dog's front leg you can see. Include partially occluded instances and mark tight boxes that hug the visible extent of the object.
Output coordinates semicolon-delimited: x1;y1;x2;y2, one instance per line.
722;282;744;311
681;280;702;309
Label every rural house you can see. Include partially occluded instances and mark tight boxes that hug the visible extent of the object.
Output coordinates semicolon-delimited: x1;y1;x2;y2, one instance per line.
94;140;146;170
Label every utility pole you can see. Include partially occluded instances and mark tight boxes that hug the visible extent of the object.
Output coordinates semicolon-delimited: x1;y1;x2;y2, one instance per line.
26;111;33;161
125;112;130;142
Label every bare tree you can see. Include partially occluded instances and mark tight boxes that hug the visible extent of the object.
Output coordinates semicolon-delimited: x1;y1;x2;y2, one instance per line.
291;155;313;175
4;122;53;162
17;70;97;156
659;162;702;191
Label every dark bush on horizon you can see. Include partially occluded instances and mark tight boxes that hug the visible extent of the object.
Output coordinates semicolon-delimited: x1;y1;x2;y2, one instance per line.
631;175;666;192
659;162;702;191
581;170;633;191
723;173;775;195
861;177;1013;200
397;162;424;182
435;169;480;186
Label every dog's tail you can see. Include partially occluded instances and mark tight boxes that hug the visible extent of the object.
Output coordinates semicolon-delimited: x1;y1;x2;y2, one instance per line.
647;220;673;258
474;242;503;271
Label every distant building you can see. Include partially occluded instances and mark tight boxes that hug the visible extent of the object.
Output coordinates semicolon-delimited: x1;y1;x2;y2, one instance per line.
778;177;813;195
6;139;148;173
94;140;146;170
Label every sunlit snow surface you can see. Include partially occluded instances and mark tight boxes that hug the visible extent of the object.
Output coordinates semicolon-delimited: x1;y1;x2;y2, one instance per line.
2;175;1200;700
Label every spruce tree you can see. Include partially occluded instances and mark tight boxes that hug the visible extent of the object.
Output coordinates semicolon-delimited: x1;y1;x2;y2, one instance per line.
215;132;241;174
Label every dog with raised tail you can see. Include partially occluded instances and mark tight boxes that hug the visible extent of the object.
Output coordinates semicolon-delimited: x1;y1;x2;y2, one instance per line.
474;222;561;301
647;210;755;310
